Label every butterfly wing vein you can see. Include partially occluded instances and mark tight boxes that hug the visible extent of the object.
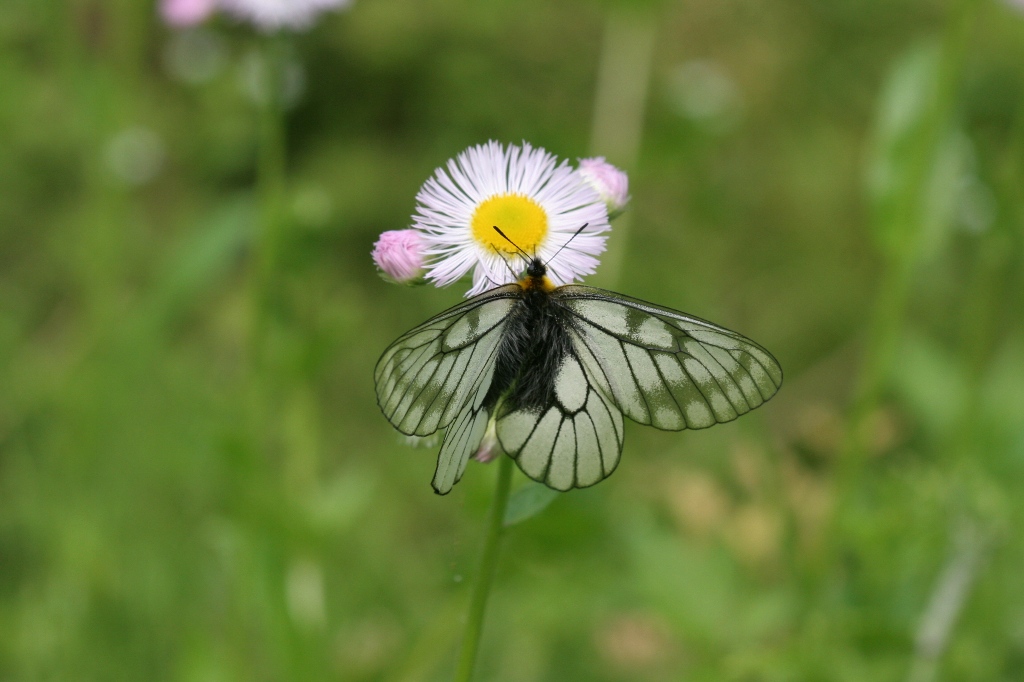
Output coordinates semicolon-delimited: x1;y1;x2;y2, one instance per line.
495;348;625;492
374;287;518;437
374;283;782;495
556;287;783;432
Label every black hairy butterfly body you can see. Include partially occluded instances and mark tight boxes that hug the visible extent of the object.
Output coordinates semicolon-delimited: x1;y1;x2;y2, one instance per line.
485;258;574;414
375;251;783;495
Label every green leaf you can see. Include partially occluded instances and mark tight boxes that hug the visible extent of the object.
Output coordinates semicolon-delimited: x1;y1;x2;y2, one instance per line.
893;329;969;439
138;197;255;333
503;482;561;527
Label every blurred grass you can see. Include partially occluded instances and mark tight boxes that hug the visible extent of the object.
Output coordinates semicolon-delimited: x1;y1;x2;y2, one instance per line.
1;1;1024;681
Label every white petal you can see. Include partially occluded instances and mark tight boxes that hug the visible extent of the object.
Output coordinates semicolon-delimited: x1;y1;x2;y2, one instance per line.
410;141;612;296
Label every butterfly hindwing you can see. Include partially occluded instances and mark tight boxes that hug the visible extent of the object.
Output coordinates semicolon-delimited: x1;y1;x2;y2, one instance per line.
495;349;624;491
555;285;783;432
374;285;519;438
431;379;492;494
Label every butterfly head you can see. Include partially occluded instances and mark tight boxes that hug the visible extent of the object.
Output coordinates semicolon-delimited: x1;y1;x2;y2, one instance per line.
526;257;546;279
520;257;555;293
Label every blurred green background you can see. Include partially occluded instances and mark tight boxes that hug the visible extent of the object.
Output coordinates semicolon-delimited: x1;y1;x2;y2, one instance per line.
2;1;1024;680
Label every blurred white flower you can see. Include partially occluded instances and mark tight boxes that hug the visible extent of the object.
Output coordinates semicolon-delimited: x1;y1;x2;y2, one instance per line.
412;141;611;297
956;176;996;234
668;60;743;132
105;127;165;187
285;558;325;629
160;0;216;27
372;230;427;284
401;433;440;449
162;28;227;84
238;48;306;108
578;157;630;217
218;0;354;32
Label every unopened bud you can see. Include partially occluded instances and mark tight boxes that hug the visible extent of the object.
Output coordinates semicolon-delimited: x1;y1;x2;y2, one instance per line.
472;418;501;464
578;157;630;217
372;229;427;285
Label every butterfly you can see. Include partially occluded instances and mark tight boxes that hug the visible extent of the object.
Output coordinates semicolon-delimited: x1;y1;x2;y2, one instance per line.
375;231;783;495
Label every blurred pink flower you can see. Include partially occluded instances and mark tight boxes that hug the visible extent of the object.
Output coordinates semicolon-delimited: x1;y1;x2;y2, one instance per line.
160;0;216;27
217;0;354;31
372;230;426;284
578;157;630;216
472;419;501;464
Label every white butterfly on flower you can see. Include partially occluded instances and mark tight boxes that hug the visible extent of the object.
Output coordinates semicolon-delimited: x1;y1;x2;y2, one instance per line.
374;143;783;494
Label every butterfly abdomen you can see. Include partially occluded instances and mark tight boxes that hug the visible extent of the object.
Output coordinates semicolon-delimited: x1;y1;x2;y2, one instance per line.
485;281;572;413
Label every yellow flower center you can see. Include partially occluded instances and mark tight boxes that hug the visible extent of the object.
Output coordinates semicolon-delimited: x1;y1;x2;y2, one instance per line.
470;194;548;255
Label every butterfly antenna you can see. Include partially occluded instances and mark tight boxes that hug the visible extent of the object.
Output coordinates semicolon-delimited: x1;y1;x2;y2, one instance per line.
492;226;532;265
545;223;589;266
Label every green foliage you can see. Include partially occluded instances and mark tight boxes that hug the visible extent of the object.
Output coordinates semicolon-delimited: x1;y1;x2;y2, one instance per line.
1;1;1023;681
504;482;561;528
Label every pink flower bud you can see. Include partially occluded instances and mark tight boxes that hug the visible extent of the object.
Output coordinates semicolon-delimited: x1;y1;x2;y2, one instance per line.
372;229;426;284
472;419;500;463
160;0;216;27
578;157;630;216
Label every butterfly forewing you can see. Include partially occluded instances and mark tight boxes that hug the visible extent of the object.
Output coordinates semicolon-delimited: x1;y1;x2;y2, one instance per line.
555;285;783;431
374;285;519;437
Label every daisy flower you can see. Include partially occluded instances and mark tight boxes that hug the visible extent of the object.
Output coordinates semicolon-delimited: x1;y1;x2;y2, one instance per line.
411;141;612;297
160;0;216;27
217;0;353;31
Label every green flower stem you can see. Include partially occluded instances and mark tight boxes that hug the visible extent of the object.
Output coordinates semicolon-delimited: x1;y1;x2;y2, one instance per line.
453;9;656;679
453;455;515;682
253;36;288;360
245;37;285;494
250;38;322;499
248;36;289;474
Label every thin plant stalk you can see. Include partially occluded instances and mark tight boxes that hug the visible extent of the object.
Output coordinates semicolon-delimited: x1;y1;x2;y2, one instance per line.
453;454;515;682
588;6;656;289
253;36;289;362
249;38;323;500
244;36;287;493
